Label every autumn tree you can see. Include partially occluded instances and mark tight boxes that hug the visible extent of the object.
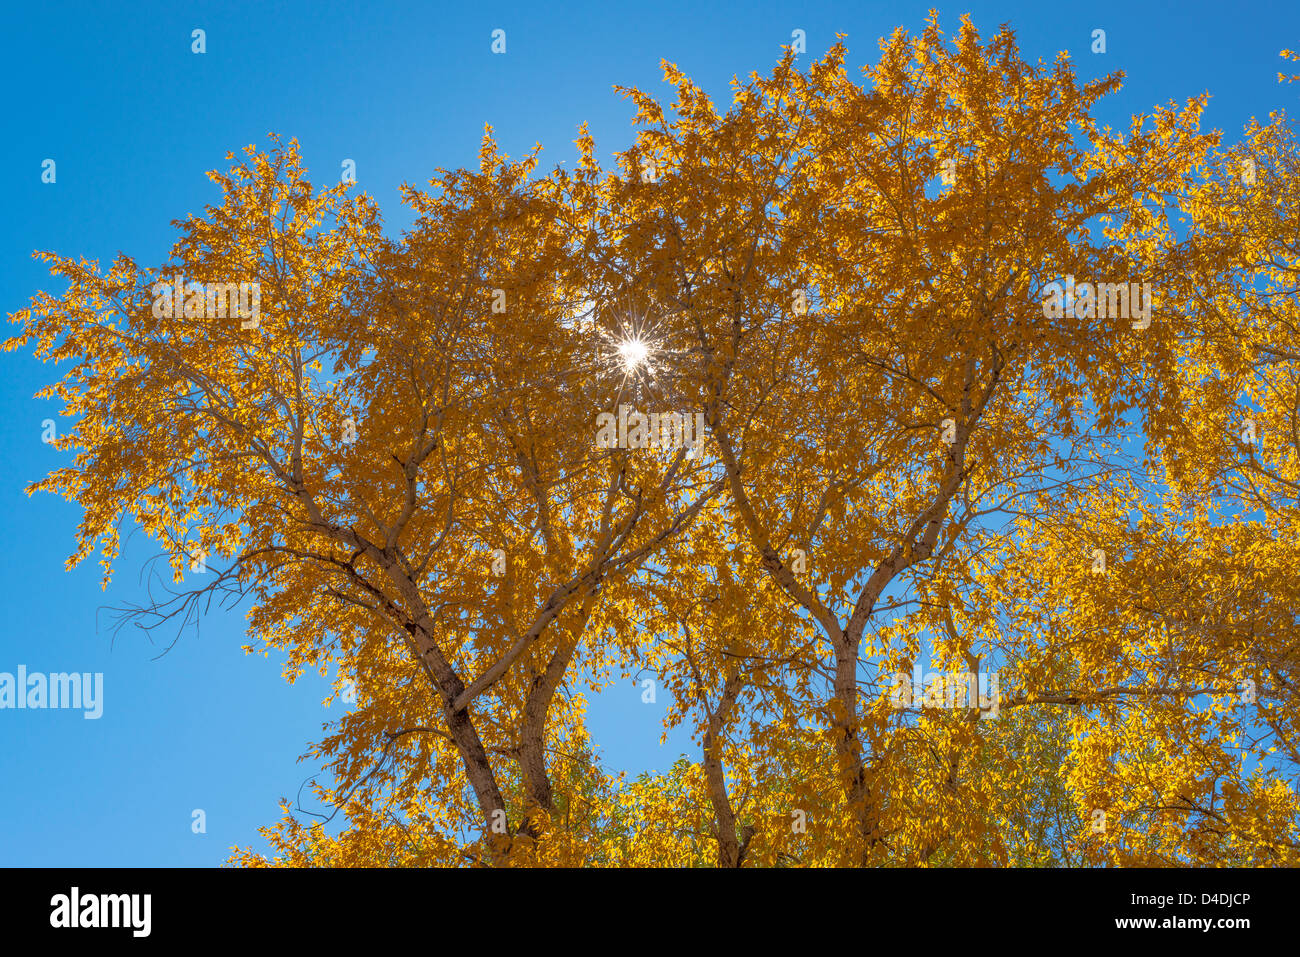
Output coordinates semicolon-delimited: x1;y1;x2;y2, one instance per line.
11;14;1299;866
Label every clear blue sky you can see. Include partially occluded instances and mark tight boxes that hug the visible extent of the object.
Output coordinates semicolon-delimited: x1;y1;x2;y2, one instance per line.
1;0;1295;866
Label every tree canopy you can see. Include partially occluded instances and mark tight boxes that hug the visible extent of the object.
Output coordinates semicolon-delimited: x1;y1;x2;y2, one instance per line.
10;14;1300;866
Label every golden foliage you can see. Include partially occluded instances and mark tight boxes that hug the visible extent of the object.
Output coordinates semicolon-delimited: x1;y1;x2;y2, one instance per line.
10;15;1299;866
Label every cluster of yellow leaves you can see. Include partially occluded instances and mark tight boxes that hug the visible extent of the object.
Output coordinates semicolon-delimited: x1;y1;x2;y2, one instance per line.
9;14;1300;866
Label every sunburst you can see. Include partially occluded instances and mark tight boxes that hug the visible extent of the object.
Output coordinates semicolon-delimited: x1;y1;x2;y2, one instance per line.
615;335;651;374
592;310;672;393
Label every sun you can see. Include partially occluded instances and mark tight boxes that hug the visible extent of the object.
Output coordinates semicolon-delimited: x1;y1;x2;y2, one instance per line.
616;336;651;373
589;309;669;390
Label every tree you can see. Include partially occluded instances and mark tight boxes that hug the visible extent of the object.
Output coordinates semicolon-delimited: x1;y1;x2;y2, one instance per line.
10;14;1298;866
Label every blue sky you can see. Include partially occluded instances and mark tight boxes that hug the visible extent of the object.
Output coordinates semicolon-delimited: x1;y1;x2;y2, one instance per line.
1;0;1296;866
